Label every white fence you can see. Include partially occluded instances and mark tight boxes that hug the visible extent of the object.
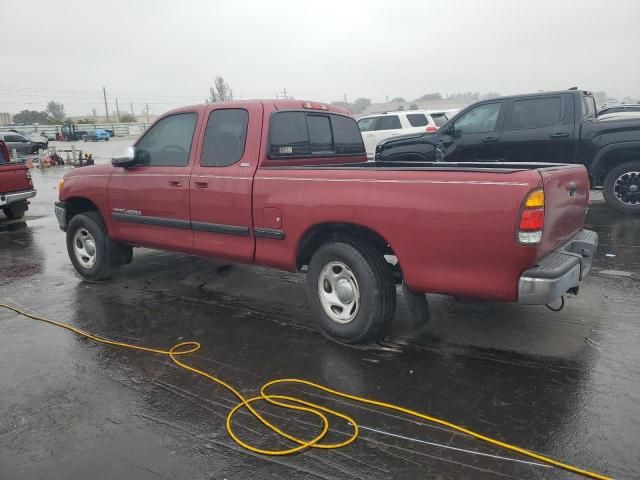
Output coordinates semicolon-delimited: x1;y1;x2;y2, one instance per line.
0;122;151;138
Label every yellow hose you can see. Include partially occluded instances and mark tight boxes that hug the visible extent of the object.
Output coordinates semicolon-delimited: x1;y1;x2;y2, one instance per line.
0;303;612;479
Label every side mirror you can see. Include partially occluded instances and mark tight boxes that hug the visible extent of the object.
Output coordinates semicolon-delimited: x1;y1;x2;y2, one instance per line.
111;146;137;167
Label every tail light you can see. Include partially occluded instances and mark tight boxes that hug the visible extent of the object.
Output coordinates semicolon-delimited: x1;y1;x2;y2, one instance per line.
426;125;438;132
517;189;544;245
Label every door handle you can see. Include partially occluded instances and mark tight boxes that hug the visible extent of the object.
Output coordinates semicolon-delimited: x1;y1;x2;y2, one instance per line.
550;132;569;138
194;180;209;189
481;136;498;143
168;179;182;187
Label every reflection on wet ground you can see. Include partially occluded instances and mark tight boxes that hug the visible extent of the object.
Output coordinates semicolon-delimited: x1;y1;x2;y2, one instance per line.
1;169;638;479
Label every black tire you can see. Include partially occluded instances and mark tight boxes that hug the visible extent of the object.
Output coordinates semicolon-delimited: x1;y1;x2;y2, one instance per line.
2;202;27;220
66;211;119;280
307;240;396;344
602;161;640;214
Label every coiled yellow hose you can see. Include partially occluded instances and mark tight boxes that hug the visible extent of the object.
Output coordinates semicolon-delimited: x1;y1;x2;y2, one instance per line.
0;303;612;479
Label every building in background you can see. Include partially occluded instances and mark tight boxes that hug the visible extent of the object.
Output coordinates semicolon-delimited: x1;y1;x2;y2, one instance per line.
0;112;13;126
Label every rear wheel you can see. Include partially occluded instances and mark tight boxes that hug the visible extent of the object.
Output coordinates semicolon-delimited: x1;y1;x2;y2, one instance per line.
307;240;396;344
603;161;640;214
2;202;27;220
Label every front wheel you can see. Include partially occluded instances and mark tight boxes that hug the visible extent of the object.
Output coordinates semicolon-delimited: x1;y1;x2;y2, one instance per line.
307;240;396;344
602;161;640;214
66;212;119;280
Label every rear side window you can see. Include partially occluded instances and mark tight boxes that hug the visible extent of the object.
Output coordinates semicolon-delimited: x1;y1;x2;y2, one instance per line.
357;117;378;132
136;113;197;166
269;111;365;158
377;115;402;130
200;109;249;167
406;113;428;127
431;113;448;127
507;97;562;129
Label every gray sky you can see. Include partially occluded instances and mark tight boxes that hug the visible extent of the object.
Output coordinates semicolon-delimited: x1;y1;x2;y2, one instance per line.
1;0;639;116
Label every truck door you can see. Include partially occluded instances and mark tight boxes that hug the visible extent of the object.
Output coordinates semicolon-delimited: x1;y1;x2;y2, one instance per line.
189;103;262;263
439;101;504;162
107;112;198;253
499;94;574;163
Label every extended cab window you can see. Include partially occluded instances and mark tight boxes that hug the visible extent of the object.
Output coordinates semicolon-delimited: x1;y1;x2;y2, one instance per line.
269;111;365;158
506;97;562;130
135;113;197;166
377;115;402;130
406;114;428;127
201;109;248;167
454;102;501;134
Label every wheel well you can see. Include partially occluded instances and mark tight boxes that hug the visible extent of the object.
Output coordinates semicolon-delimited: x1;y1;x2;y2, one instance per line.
296;223;400;276
65;197;100;224
594;148;640;185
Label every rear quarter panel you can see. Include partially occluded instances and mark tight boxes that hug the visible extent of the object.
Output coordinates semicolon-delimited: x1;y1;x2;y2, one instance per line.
253;168;543;301
0;163;32;194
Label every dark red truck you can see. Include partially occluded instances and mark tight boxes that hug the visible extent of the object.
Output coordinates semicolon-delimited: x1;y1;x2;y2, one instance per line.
55;100;598;343
0;140;36;220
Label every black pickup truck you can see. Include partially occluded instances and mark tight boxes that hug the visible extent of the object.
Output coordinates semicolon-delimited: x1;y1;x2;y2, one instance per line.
375;89;640;213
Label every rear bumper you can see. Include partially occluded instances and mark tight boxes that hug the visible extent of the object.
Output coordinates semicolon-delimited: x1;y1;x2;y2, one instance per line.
518;229;598;305
0;189;36;207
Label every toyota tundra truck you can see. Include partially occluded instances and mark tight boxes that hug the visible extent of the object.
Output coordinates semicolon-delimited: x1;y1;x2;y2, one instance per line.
0;140;36;220
55;100;597;344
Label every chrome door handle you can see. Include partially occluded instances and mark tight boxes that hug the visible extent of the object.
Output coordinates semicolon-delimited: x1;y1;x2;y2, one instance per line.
168;179;182;187
194;180;208;188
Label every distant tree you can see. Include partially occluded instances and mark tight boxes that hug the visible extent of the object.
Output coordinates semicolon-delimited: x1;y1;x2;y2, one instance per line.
46;101;65;121
76;118;94;124
447;92;480;102
119;113;136;123
47;118;64;125
397;104;405;111
418;93;442;101
409;103;418;110
208;76;233;102
13;110;50;124
351;97;371;114
391;97;405;103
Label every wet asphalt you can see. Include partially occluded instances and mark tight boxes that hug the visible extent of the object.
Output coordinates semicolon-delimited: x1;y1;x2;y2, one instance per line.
1;161;639;480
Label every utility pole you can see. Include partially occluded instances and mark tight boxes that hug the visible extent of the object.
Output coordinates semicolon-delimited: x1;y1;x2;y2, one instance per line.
344;93;347;104
92;108;96;120
130;101;134;116
102;86;109;121
115;97;121;122
144;103;150;123
280;88;288;100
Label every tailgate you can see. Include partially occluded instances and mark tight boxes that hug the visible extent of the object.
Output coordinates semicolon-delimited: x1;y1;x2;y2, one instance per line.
0;164;32;194
538;165;589;256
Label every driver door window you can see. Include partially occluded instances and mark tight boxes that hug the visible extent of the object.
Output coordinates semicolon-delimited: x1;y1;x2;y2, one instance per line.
454;102;502;134
135;113;197;166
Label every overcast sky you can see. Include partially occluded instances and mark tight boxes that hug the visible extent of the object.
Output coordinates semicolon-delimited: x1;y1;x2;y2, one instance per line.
1;0;639;116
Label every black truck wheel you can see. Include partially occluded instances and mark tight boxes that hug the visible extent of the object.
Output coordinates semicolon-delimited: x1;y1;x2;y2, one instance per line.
307;240;396;344
602;161;640;214
66;211;124;280
2;202;27;220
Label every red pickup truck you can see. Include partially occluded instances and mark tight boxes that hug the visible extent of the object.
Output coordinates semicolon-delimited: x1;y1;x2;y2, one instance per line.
55;100;598;343
0;140;36;220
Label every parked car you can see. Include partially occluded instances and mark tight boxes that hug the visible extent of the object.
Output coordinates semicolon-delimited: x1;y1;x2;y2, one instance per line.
55;100;597;344
0;132;38;154
357;110;458;159
83;129;110;142
27;133;49;150
598;104;640;116
0;140;36;219
375;89;640;213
